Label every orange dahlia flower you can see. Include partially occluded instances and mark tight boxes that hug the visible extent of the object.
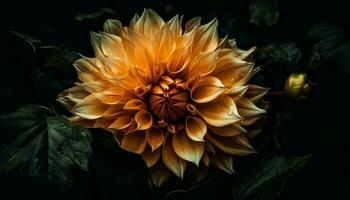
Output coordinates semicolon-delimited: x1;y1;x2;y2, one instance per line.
58;9;269;186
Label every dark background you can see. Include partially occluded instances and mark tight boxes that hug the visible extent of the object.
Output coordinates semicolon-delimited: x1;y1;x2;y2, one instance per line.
0;0;349;199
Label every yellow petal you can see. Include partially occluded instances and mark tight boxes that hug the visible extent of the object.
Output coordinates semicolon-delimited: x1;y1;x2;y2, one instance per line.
103;19;124;36
100;33;124;58
185;17;201;32
74;57;101;82
95;90;125;105
237;98;266;118
172;130;204;166
135;110;153;130
129;13;140;28
72;94;109;119
191;19;219;56
100;57;129;80
208;124;246;137
197;96;242;127
57;85;90;109
146;127;164;151
162;135;187;178
191;76;225;103
206;133;256;155
228;39;256;60
133;9;165;38
212;52;253;86
121;131;147;154
208;153;234;173
153;24;175;62
90;32;104;57
185;116;207;141
142;147;161;167
188;50;219;78
168;15;182;37
245;84;269;103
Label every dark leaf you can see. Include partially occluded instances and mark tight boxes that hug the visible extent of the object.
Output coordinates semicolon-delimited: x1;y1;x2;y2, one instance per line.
305;24;350;73
0;105;92;188
249;0;279;27
257;43;301;68
232;155;311;200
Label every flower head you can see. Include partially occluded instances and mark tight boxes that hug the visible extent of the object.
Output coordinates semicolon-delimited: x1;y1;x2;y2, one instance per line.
58;9;269;186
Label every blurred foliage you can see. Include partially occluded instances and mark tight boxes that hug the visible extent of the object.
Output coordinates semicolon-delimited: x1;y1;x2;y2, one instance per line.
249;0;279;27
0;105;92;189
257;43;301;69
305;24;350;74
75;7;117;22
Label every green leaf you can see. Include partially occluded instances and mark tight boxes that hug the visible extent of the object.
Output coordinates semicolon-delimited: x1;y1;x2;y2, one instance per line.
0;105;92;188
232;155;311;200
249;0;279;27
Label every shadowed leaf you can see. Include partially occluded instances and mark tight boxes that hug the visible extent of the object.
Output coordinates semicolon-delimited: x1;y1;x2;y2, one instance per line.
232;155;311;200
0;105;92;189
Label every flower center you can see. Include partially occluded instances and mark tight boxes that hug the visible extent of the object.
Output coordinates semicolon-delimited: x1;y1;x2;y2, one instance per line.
149;76;188;123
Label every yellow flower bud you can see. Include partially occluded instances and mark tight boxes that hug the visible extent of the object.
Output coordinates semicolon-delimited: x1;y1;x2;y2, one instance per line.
284;73;312;100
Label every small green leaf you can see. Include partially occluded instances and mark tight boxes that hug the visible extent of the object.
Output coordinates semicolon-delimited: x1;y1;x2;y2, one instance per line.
232;155;311;200
0;105;92;188
249;0;279;27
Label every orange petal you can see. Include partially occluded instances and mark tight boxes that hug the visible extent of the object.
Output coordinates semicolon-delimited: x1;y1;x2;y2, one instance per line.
185;116;207;142
141;147;161;167
121;131;147;154
100;33;124;58
72;94;109;119
197;95;242;127
208;153;234;173
191;76;225;103
108;111;134;129
162;135;187;178
172;130;204;166
206;133;256;155
123;99;147;110
135;110;153;130
146;127;164;151
208;124;246;137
